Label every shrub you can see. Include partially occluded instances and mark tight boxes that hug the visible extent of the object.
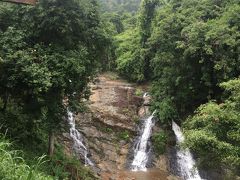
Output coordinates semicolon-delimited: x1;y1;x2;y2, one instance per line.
152;131;167;155
117;130;131;141
184;79;240;173
135;88;143;96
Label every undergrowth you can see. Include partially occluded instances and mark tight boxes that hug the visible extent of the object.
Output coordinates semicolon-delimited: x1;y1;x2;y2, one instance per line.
0;133;97;180
0;136;52;180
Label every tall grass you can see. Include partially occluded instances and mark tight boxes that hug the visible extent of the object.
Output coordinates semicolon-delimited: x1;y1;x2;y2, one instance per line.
0;137;53;180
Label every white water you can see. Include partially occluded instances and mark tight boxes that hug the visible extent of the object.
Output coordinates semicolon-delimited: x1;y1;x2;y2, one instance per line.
143;92;148;98
131;111;156;171
67;110;94;166
172;121;202;180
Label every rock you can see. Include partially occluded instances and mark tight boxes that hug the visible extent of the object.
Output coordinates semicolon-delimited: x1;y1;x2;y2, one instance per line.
62;73;165;178
102;143;116;152
120;140;127;146
131;96;143;107
92;110;136;132
82;126;101;138
119;146;128;155
106;150;118;161
143;95;151;106
91;153;101;164
86;74;146;175
138;106;150;117
167;175;182;180
155;155;169;172
92;86;102;90
62;133;71;140
75;113;92;124
152;126;161;134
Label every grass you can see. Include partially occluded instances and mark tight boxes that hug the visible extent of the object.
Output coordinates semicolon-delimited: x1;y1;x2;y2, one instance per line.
0;132;96;180
116;130;131;142
135;88;144;96
98;126;114;133
46;143;96;180
0;99;96;179
0;137;52;180
133;115;140;124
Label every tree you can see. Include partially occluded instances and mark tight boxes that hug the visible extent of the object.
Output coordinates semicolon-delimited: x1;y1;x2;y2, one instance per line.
149;0;240;123
0;0;108;155
99;0;141;13
183;79;240;174
114;0;160;82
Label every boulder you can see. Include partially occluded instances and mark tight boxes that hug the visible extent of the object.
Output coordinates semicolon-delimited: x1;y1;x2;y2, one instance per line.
155;155;169;172
143;95;151;106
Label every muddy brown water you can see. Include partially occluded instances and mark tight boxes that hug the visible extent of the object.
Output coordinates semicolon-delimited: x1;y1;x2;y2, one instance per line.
101;168;170;180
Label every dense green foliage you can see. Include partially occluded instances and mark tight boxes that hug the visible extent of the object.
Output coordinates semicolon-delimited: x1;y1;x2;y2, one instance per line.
115;0;240;175
0;135;95;179
99;0;141;13
0;0;104;142
99;0;141;71
152;131;167;155
1;0;240;178
184;79;240;171
0;0;107;178
116;0;240;121
115;0;161;81
115;28;144;80
150;0;240;123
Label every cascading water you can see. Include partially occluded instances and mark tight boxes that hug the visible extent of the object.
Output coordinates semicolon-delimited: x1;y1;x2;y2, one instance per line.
67;110;94;166
143;92;148;98
172;121;202;180
131;110;156;171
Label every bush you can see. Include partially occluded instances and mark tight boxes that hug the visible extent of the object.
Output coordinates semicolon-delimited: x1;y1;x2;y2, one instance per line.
152;131;167;155
47;146;96;180
0;135;96;180
152;97;178;124
117;130;131;141
184;79;240;174
135;88;143;96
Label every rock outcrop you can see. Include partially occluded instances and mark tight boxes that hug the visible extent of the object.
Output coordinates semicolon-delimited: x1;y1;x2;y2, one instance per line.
61;73;180;180
70;74;145;178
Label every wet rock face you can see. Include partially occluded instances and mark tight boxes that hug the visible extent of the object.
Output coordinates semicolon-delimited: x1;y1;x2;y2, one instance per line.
143;95;151;106
89;75;142;132
71;74;144;176
138;105;151;118
138;93;152;117
60;73;179;179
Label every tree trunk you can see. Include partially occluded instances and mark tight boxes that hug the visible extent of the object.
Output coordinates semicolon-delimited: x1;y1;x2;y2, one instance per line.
1;93;9;112
48;130;55;157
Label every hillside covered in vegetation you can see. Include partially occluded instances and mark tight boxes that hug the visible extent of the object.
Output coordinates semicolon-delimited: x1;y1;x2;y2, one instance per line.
0;0;108;179
99;0;141;13
114;0;240;177
0;0;239;179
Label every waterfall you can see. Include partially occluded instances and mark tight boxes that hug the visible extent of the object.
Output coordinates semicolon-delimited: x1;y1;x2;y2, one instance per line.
172;121;202;180
143;92;148;98
131;111;156;171
67;110;94;166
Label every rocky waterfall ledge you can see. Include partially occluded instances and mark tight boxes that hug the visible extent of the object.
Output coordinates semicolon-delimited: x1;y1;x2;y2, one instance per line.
60;73;180;180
